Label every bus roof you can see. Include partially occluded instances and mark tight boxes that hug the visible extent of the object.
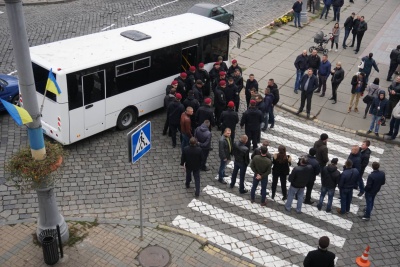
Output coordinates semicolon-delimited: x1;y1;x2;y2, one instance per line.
30;13;230;73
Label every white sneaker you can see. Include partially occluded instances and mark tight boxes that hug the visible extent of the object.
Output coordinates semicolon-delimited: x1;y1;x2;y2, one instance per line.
328;49;332;51
335;49;338;52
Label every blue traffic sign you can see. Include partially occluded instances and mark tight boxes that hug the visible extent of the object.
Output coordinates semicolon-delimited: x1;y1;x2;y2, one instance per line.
130;121;151;163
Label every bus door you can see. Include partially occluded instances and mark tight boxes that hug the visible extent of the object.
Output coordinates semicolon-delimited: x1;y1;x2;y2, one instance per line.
181;45;198;72
82;70;106;137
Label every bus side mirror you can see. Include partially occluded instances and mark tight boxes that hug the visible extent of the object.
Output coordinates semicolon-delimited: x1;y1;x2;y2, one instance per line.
237;36;241;49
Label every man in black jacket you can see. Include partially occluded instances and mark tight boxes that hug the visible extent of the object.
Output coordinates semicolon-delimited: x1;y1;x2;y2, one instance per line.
308;50;320;79
387;45;400;81
294;50;309;94
195;98;215;129
168;93;185;148
230;135;250;194
342;12;355;48
175;72;188;101
304;236;335;267
296;68;319;119
332;0;344;22
357;140;371;197
218;128;232;184
181;137;203;197
304;148;321;205
314;133;329;168
245;74;258;107
317;158;340;212
227;59;242;77
220;101;239;142
191;80;204;103
349;15;360;48
163;88;176;136
330;62;345;103
214;80;227;129
337;159;359;214
362;162;385;221
195;62;211;96
267;79;279;128
194;120;212;171
240;100;263;150
225;77;239;106
285;156;314;213
355;16;367;54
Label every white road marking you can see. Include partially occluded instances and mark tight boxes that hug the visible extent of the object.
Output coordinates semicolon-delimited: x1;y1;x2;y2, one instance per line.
222;0;240;7
189;199;316;256
261;131;374;174
0;11;4;15
203;185;347;248
219;175;354;230
100;24;115;31
7;70;17;75
172;215;298;267
275;116;384;154
133;0;179;16
271;124;380;163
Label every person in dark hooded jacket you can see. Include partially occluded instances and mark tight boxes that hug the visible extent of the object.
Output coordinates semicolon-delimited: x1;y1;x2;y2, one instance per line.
317;158;340;212
314;133;329;167
194;120;212;171
163;88;176;136
267;79;279;128
262;88;274;131
220;101;239;142
367;90;388;135
225;77;239;104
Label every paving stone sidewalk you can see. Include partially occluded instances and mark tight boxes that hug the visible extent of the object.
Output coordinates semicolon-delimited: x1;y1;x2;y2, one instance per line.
231;0;400;134
0;221;256;267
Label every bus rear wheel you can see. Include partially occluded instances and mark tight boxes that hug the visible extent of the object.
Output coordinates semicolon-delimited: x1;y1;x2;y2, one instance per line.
117;108;137;130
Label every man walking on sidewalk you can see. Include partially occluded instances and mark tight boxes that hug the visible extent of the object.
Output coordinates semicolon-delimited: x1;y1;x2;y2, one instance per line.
332;0;344;22
314;55;331;97
330;62;345;104
320;0;332;20
387;45;400;81
361;162;385;221
342;12;355;49
292;0;303;28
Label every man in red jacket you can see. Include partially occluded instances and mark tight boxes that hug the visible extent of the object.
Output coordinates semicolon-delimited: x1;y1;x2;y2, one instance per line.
180;106;193;152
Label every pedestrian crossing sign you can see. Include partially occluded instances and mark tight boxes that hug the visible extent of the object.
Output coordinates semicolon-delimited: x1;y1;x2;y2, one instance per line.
129;121;151;163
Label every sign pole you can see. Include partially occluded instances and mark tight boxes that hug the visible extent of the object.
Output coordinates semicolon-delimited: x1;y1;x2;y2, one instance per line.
139;158;143;240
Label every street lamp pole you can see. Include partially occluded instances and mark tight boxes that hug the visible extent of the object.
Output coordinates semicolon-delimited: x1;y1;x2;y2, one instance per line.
4;0;69;243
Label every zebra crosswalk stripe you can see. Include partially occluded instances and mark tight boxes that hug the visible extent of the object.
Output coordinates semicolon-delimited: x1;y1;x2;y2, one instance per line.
202;185;347;248
172;215;298;267
274;116;384;154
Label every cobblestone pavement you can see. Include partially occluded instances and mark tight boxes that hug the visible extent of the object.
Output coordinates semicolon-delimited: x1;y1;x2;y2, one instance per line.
0;0;292;74
1;0;400;267
0;221;255;267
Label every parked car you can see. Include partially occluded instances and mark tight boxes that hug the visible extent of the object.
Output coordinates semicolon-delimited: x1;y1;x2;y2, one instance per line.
187;3;234;26
0;74;19;111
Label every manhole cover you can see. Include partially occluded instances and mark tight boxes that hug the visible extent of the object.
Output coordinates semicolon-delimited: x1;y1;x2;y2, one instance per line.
138;246;170;267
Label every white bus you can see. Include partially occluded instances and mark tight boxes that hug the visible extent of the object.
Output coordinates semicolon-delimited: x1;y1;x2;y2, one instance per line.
29;13;237;145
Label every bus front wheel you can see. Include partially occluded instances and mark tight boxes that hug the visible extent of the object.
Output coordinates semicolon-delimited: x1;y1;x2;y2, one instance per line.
117;108;137;130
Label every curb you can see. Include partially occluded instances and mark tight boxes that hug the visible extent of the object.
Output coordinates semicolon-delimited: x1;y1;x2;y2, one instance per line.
157;224;208;246
278;103;316;120
356;130;400;145
0;0;76;6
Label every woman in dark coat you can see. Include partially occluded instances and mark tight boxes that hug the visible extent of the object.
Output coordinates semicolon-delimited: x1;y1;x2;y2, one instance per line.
271;145;292;200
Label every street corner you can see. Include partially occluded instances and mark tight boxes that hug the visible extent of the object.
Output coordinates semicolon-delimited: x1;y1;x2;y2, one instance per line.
357;129;400;145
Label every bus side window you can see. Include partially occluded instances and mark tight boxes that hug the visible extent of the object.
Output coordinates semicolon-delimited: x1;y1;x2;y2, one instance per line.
67;73;83;110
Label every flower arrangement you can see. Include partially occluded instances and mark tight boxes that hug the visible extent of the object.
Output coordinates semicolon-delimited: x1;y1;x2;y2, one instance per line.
5;141;66;193
269;11;295;28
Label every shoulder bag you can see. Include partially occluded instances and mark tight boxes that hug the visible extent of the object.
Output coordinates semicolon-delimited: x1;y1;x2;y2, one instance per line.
363;88;377;104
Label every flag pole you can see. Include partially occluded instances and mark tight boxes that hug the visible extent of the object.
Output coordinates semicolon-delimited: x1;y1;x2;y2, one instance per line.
39;89;47;117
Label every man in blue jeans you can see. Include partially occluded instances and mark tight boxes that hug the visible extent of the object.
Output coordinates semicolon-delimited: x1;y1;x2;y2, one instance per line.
294;50;309;93
218;128;232;184
362;162;385;221
342;12;355;49
320;0;332;20
292;0;303;28
230;135;250;194
337;159;359;214
285;156;314;214
317;158;340;212
332;0;344;22
250;146;272;206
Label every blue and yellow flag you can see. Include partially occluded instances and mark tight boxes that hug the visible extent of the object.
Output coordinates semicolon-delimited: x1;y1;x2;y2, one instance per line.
0;99;33;126
45;68;61;95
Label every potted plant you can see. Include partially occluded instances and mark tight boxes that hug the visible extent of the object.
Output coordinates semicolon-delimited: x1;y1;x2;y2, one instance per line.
5;141;69;242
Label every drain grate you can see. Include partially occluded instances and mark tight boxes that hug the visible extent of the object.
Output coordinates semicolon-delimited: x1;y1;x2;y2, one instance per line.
138;246;170;267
